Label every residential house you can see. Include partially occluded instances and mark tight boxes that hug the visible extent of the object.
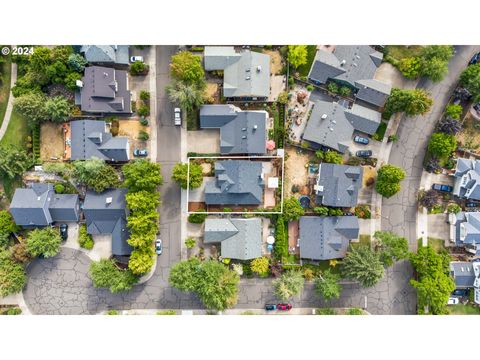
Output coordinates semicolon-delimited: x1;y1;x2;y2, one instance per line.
204;46;270;100
299;216;360;260
308;45;391;107
303;100;381;153
76;66;132;114
450;261;480;305
205;160;264;206
80;45;130;66
315;163;363;208
83;188;132;256
10;183;79;227
70;119;129;162
204;217;262;260
199;105;267;155
449;211;480;255
453;158;480;201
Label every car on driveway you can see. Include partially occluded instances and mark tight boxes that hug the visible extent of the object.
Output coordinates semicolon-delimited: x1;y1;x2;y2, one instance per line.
174;107;182;126
432;183;453;193
59;223;68;241
353;135;369;145
447;297;459;305
265;304;276;311
452;289;469;297
130;55;144;63
276;303;292;311
469;52;480;65
465;201;480;208
155;239;162;255
133;149;148;157
356;150;372;158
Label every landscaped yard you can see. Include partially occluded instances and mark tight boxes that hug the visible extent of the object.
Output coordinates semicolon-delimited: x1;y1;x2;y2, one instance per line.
0;56;12;128
374;121;387;140
427;237;447;253
296;45;317;78
385;45;423;62
456;113;480;155
448;304;480;315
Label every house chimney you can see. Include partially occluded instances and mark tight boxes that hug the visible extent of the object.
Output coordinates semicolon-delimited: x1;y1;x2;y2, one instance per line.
257;65;262;72
340;60;346;66
106;197;113;205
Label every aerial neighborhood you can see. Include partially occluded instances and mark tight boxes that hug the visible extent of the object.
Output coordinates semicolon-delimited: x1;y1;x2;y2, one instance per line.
2;44;480;316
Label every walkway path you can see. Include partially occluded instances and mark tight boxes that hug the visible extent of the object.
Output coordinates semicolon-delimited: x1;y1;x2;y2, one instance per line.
0;62;17;141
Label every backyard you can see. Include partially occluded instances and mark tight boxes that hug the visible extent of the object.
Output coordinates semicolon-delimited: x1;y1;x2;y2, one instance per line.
40;122;64;161
284;146;316;197
296;45;317;77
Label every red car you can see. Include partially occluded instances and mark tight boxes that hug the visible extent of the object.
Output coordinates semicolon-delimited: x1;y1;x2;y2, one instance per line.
276;303;292;311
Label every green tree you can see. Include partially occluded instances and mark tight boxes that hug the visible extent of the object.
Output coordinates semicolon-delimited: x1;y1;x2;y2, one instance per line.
170;51;205;85
273;270;305;301
73;158;120;192
323;151;343;164
421;45;454;62
185;237;196;249
383;88;433;119
128;248;155;275
0;145;32;179
0;251;27;297
13;92;48;127
122;159;163;192
166;80;205;112
283;197;305;221
188;210;207;224
78;225;94;250
375;164;406;198
168;257;202;292
341;245;385;287
250;257;270;277
127;212;159;239
287;45;308;69
428;132;456;158
313;206;329;216
64;71;82;91
126;191;160;214
67;53;87;72
89;258;138;293
274;216;288;259
27;47;52;86
373;231;409;267
26;227;61;258
460;63;480;102
398;57;421;79
130;61;147;75
445;104;463;120
277;91;289;104
0;210;19;236
314;269;342;301
45;96;71;123
171;162;203;189
421;57;449;82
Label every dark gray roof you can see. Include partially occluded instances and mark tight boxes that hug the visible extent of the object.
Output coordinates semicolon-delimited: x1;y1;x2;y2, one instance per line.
70;120;129;162
79;66;131;114
83;188;132;256
204;47;270;98
204;218;262;260
10;183;79;227
450;261;475;288
453;158;480;200
80;45;130;65
315;163;363;207
303;100;381;153
299;216;359;260
205;160;264;206
200;105;267;154
454;212;480;254
308;46;391;106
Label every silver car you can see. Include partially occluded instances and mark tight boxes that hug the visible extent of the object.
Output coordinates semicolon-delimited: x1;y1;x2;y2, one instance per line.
155;239;162;255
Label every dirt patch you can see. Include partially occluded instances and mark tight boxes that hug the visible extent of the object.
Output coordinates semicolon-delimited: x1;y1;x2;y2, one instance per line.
118;119;150;158
264;50;283;75
284;146;316;197
200;163;212;175
457;113;480;155
40;122;65;161
362;166;377;187
205;82;219;104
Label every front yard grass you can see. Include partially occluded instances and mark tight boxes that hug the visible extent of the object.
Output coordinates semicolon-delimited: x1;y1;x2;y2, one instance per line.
448;304;480;315
427;237;446;254
296;45;317;77
373;121;387;140
0;109;29;149
385;45;423;62
0;56;12;128
187;107;199;131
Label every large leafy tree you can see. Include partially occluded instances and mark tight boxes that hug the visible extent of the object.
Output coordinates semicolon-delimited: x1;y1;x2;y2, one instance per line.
250;257;270;277
89;259;138;293
314;269;342;301
122;159;163;192
0;251;27;297
0;145;32;179
26;227;61;258
125;191;160;214
128;248;155;275
460;63;480;102
0;210;20;237
169;258;240;311
166;80;205;112
45;96;71;123
383;88;433;119
375;164;406;198
13;92;48;127
282;197;305;221
288;45;308;69
409;246;455;314
273;270;305;301
67;53;87;72
171;162;203;189
419;45;454;82
428;132;456;158
341;245;385;287
373;231;409;267
170;51;205;85
73;158;120;192
127;211;159;238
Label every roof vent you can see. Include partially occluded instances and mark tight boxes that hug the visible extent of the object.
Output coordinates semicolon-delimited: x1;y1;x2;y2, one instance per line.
257;66;261;72
353;63;358;67
246;76;251;80
329;127;334;131
106;197;113;205
340;60;346;66
242;135;247;139
103;72;108;77
253;125;258;130
332;120;336;124
76;80;83;88
246;69;251;72
355;55;360;59
242;127;247;131
321;114;328;120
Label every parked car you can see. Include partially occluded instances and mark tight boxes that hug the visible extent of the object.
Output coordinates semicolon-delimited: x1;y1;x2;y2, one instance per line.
265;304;276;311
452;289;469;297
353;135;369;145
133;149;148;157
432;183;453;193
469;52;480;65
130;55;144;63
59;223;68;241
155;239;162;255
276;303;292;311
447;297;459;305
465;202;480;208
174;107;181;126
356;150;372;158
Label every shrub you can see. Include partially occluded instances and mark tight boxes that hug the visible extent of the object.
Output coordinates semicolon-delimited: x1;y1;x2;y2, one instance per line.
447;203;461;214
140;90;150;102
78;225;94;250
283;197;305;221
26;227;61;258
327;82;339;94
277;91;289;104
354;205;371;219
346;308;364;315
316;308;335;315
313;206;329;216
274;216;288;259
445;104;463;119
288;76;294;86
0;251;27;297
185;237;196;249
137;104;150;117
110;120;119;136
339;86;352;97
188;210;207;224
11;243;31;263
428;132;456;158
130;61;148;76
306;84;314;92
140;117;149;126
0;307;22;315
157;310;177;315
303;268;315;281
138;130;150;141
54;183;65;194
250;257;270;277
106;310;119;315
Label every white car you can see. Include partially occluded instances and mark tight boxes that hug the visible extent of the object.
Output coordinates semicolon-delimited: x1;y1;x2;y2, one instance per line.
130;55;144;63
447;297;459;305
155;239;162;255
174;107;181;126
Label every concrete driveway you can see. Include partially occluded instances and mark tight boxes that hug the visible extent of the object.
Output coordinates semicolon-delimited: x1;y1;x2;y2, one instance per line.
348;132;382;159
427;213;450;241
187;129;220;154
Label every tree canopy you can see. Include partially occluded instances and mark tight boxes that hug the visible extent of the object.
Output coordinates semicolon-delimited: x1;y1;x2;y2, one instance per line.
45;96;71;123
26;227;62;258
288;45;308;69
314;269;342;301
282;197;305;221
383;88;433;119
250;257;270;277
0;251;27;297
460;63;480;102
166;80;205;112
171;162;203;189
13;92;49;127
375;164;406;198
122;159;163;192
89;259;138;293
0;211;19;238
170;51;205;86
273;270;305;301
428;132;456;158
125;191;160;214
341;245;385;287
373;231;409;267
73;158;120;192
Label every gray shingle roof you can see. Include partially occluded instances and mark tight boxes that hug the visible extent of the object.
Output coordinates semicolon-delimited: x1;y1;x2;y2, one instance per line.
80;45;130;65
204;47;270;99
308;46;391;107
205;160;264;206
303;100;381;153
450;261;475;288
79;66;131;114
49;194;80;222
83;188;132;256
315;163;363;207
204;217;262;260
70;120;129;162
454;212;480;255
299;216;359;260
453;158;480;200
200;105;267;155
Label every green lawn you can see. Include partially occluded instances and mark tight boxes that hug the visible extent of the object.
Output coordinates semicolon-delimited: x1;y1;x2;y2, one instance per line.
0;109;29;149
427;237;446;253
448;304;480;315
353;235;372;249
385;45;423;61
0;56;12;128
297;45;317;77
374;121;387;140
